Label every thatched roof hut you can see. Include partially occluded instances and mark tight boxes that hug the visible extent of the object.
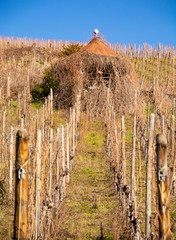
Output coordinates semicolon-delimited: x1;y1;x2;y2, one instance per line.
53;36;138;114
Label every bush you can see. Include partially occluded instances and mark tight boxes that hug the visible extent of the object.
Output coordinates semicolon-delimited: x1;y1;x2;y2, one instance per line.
31;84;43;102
42;69;57;97
59;43;83;57
31;68;57;101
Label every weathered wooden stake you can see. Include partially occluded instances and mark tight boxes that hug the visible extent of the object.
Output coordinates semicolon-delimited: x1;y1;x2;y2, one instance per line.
56;128;60;183
42;104;45;139
21;117;24;131
49;128;53;198
0;87;2;101
107;87;110;130
50;89;53;127
23;87;26;123
61;125;66;197
66;124;70;183
9;125;13;196
18;93;21;127
62;126;65;172
169;115;175;191
161;115;165;135
156;134;172;239
14;130;29;240
172;54;175;87
145;113;154;239
172;98;175;116
48;95;50;125
69;108;72;153
26;72;30;100
114;124;119;171
1;111;6;163
131;115;136;205
72;107;76;155
121;116;126;185
6;75;11;104
35;129;41;240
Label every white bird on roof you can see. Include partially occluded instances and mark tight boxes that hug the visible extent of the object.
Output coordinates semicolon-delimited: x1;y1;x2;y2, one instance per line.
94;29;99;37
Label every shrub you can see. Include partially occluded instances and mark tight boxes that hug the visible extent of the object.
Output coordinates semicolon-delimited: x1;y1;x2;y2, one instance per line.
42;68;57;97
31;84;43;102
59;43;83;57
31;68;57;101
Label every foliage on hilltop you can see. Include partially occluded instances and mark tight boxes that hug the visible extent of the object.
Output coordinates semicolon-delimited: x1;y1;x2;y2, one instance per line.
58;43;83;57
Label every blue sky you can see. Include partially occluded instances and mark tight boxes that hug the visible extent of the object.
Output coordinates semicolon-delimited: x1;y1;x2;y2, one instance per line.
0;0;175;46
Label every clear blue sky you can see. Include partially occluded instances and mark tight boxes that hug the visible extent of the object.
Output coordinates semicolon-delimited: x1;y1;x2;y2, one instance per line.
0;0;175;46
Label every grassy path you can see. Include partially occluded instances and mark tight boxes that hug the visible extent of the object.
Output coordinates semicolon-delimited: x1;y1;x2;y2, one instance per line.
53;120;117;240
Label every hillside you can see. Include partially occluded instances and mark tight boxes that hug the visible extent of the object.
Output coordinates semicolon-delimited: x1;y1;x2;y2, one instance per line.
0;36;175;239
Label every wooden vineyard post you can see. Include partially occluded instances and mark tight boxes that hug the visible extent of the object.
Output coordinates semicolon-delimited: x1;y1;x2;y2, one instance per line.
131;115;136;208
62;125;65;182
66;124;70;183
157;43;160;80
131;90;137;205
161;115;165;135
114;124;119;179
18;93;21;127
145;113;154;239
14;130;29;240
42;104;45;139
48;95;50;125
9;125;13;196
172;53;175;87
56;128;60;183
9;100;13;196
23;87;26;123
50;88;53;127
6;74;10;104
147;104;150;136
121;115;126;185
35;129;41;240
69;107;73;164
26;71;30;100
170;115;175;192
106;88;110;138
45;98;48;123
0;87;2;102
60;125;65;201
172;98;175;116
1;111;6;163
49;128;53;198
72;107;76;155
156;134;172;239
21;117;24;132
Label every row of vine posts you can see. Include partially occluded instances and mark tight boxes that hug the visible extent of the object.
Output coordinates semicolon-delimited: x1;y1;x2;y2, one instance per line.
105;85;175;239
1;88;81;239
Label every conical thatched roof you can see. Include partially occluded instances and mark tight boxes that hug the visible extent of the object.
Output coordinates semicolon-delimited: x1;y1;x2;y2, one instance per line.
53;37;138;115
80;37;117;56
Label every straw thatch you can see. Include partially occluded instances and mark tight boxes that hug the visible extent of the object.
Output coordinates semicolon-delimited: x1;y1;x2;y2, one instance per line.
53;37;138;114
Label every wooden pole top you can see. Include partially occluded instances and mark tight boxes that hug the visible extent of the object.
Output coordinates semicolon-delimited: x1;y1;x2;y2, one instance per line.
156;134;167;147
156;134;167;180
16;130;29;140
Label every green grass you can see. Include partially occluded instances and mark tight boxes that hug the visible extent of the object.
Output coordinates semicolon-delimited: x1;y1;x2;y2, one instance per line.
53;120;118;239
31;101;43;110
